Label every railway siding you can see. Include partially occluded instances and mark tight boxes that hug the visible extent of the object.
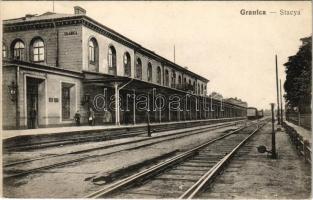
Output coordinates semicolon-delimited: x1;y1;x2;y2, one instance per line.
3;121;241;178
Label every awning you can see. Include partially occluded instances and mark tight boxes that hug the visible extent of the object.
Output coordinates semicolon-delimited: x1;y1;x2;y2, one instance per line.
82;71;192;95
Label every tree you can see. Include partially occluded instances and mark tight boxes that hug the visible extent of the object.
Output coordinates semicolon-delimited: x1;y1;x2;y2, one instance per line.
284;36;312;113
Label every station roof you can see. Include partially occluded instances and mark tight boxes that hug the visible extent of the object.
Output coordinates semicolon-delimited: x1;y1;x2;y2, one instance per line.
82;71;196;96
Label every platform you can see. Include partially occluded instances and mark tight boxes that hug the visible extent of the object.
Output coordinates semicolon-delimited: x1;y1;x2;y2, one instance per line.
284;120;311;144
204;122;311;199
2;117;245;140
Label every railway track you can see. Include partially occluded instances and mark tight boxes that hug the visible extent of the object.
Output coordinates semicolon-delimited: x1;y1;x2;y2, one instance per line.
3;120;246;181
85;119;268;199
4;118;244;152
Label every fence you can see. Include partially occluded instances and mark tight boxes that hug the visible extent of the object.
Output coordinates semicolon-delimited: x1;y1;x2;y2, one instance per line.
283;122;311;164
286;112;311;130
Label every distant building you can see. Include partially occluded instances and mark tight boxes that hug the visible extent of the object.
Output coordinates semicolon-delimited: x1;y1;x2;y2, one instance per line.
225;97;248;108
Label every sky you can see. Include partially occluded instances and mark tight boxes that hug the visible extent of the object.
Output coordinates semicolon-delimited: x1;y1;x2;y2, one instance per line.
1;1;311;110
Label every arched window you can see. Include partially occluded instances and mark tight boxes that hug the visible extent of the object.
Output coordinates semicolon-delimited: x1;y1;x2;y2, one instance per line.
193;81;196;93
2;43;7;58
31;38;45;62
178;75;182;85
108;46;117;76
12;40;25;60
157;66;161;84
171;70;176;88
88;38;98;64
87;38;98;72
136;58;142;79
204;85;207;95
147;62;152;82
165;70;169;86
123;52;131;77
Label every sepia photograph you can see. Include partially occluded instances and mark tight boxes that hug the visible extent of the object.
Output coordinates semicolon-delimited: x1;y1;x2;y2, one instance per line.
1;1;312;198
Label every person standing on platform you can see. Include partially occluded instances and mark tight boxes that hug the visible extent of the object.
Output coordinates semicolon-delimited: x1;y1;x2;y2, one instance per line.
29;109;37;129
146;110;151;137
74;110;81;126
88;108;95;126
103;110;112;124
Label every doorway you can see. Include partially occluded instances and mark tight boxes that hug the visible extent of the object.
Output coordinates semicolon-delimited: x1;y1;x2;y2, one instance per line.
26;77;43;129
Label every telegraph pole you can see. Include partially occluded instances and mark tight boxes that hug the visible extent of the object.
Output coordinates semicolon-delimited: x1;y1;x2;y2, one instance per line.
275;55;281;125
280;79;283;124
271;103;277;159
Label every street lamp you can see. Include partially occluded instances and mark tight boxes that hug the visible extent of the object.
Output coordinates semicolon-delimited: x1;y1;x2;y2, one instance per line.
8;81;17;102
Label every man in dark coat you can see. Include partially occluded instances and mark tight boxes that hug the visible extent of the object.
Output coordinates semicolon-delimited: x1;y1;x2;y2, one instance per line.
74;110;81;126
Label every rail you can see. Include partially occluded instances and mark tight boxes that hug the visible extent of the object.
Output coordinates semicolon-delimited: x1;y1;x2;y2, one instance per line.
3;120;245;180
85;120;264;198
179;123;265;199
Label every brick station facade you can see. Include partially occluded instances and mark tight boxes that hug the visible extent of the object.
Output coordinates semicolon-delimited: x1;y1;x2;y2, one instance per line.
2;7;247;130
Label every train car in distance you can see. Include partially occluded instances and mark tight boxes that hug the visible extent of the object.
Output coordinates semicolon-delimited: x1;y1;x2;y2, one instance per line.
247;107;258;120
258;110;264;118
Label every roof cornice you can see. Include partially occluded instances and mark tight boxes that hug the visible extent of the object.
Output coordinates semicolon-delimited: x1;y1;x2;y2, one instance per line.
3;59;83;78
3;15;84;32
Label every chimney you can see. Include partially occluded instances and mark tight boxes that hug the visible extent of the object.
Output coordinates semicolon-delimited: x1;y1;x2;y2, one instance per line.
25;14;36;19
74;6;86;15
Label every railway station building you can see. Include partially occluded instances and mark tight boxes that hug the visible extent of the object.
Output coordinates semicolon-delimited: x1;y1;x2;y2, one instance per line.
2;6;247;130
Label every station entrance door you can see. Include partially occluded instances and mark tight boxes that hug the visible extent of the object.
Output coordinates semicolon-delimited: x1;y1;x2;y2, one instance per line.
26;77;44;129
